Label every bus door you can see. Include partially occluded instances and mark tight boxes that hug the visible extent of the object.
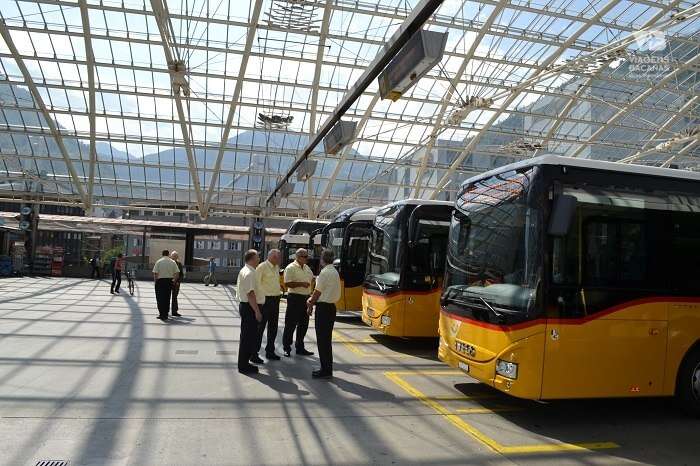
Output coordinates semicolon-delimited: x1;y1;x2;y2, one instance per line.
405;206;451;336
542;204;668;398
341;221;372;287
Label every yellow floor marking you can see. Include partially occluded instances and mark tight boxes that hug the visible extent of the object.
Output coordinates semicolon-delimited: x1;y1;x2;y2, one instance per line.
454;407;523;414
332;330;416;358
385;371;619;455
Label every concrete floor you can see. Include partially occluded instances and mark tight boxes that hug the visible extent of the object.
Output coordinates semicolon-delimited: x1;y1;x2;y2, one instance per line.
0;277;697;466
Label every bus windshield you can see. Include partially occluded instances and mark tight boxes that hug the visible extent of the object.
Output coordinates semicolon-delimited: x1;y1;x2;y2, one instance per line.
325;225;345;260
443;167;543;325
366;205;403;289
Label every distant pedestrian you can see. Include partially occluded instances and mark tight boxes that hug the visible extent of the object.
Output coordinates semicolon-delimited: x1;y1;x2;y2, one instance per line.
307;249;341;379
170;251;184;317
205;257;218;286
90;253;101;279
282;248;314;357
236;249;264;374
254;249;283;361
110;253;125;294
153;250;180;321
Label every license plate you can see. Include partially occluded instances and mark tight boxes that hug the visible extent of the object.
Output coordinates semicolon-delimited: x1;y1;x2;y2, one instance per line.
458;361;470;373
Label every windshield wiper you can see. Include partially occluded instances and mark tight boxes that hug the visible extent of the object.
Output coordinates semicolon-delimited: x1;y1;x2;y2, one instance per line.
477;296;503;318
374;279;386;292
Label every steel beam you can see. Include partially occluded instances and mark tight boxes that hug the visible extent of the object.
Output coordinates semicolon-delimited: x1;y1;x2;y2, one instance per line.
412;0;507;198
150;0;205;215
570;52;700;158
428;0;695;199
266;0;446;206
201;0;264;219
78;0;97;214
0;18;89;209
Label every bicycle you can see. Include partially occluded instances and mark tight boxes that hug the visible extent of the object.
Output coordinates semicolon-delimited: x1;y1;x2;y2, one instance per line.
125;269;135;296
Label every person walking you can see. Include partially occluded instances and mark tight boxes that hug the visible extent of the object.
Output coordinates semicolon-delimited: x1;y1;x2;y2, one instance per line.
90;253;101;279
205;257;218;286
254;249;282;362
236;249;264;374
153;250;180;321
110;253;125;294
307;249;341;379
282;248;314;357
170;251;184;317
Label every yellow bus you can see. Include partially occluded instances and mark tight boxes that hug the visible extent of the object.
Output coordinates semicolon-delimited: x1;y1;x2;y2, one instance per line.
362;200;453;337
320;207;378;313
438;155;700;414
278;219;328;289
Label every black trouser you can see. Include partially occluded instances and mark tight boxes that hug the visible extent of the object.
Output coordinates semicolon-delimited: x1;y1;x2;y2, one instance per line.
91;265;100;279
282;293;310;352
256;295;281;356
238;302;259;369
155;278;172;318
315;302;337;373
171;281;180;314
110;270;122;293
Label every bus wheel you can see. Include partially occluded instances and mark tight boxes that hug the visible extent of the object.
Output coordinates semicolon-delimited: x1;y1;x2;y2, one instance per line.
676;346;700;417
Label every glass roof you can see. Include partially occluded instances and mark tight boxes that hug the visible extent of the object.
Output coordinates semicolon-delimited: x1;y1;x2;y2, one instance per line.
0;0;698;219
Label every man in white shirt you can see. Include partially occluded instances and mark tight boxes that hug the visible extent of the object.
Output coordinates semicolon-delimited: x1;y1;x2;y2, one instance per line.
282;248;314;357
152;250;180;321
236;249;264;374
254;249;282;361
307;249;341;378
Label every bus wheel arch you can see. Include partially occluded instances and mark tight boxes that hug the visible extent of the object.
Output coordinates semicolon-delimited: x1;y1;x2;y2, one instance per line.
675;341;700;417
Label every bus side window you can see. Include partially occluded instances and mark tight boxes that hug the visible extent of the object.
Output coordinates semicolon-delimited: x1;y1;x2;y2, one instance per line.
583;219;646;287
670;213;700;294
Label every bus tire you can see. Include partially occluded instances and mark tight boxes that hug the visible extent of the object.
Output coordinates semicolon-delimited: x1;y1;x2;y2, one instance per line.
676;345;700;417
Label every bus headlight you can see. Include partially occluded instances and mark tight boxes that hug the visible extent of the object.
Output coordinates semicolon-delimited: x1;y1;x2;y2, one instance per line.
495;359;518;379
381;315;391;326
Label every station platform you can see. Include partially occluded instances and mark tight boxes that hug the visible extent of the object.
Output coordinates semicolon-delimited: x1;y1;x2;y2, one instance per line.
0;277;697;466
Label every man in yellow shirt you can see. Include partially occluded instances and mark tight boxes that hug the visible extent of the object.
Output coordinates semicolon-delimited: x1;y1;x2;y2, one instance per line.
282;248;314;357
152;249;180;321
254;249;282;361
236;249;264;374
307;249;341;378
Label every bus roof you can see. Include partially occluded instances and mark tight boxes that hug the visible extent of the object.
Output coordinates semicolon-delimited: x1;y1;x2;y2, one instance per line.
332;207;368;223
461;154;700;189
380;199;453;210
350;207;380;221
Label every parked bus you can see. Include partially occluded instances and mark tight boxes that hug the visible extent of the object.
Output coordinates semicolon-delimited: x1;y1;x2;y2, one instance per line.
320;207;378;313
438;155;700;414
362;200;453;337
278;219;329;272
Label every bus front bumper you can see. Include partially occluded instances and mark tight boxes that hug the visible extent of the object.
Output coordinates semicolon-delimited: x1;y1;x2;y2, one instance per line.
438;335;544;400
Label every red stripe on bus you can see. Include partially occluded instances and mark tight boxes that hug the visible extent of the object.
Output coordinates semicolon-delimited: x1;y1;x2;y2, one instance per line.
441;296;700;331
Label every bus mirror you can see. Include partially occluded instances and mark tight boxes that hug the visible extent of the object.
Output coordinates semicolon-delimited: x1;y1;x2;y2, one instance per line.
333;258;341;270
548;195;577;237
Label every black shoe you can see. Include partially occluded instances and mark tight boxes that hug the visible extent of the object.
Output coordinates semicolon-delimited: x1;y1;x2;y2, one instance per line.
266;353;281;361
250;355;265;364
296;349;314;356
214;284;218;287
283;350;292;357
172;312;182;317
157;316;168;321
312;370;332;379
110;291;114;294
238;365;259;374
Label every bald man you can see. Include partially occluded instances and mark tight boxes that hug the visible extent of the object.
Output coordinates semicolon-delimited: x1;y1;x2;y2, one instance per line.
282;248;314;357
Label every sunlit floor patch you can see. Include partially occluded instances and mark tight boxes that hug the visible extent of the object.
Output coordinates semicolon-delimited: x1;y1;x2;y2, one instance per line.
385;370;619;455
